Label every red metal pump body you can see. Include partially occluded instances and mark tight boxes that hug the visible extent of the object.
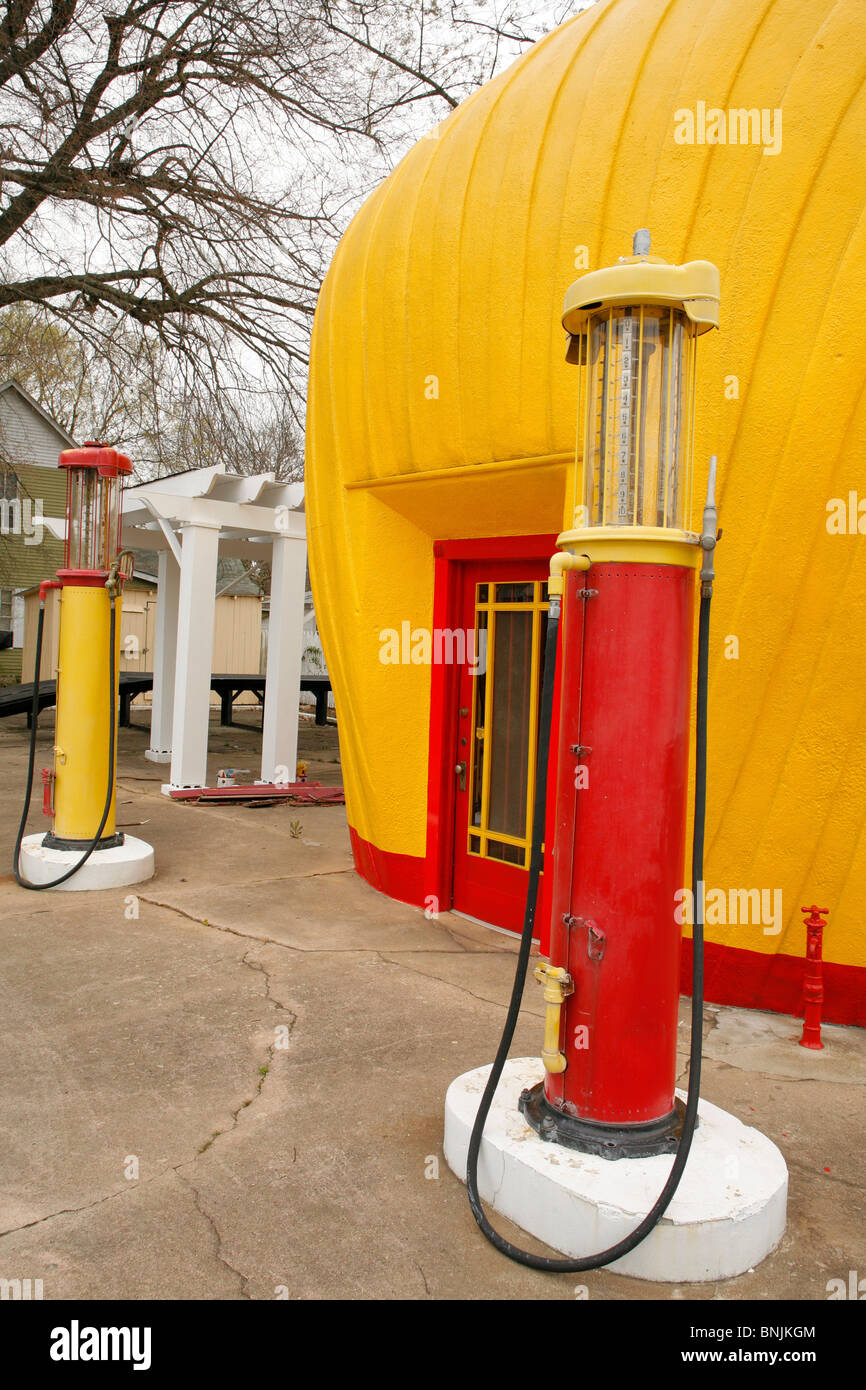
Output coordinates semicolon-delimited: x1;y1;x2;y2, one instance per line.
545;560;695;1126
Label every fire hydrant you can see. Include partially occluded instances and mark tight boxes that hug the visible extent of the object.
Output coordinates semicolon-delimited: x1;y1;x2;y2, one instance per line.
799;905;828;1050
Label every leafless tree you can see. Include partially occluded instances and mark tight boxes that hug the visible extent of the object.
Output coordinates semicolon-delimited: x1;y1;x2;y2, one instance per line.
0;1;590;441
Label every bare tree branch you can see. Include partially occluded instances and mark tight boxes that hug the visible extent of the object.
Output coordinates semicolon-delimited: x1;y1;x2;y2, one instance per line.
0;1;591;446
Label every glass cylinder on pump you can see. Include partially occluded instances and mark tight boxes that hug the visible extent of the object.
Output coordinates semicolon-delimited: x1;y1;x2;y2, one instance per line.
582;304;697;531
61;443;129;578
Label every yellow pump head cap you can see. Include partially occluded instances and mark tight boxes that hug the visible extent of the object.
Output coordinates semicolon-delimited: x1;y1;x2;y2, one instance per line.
563;231;720;340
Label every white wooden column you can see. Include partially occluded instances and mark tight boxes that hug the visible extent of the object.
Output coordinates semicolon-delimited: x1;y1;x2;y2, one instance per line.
145;548;180;763
260;533;307;784
168;521;220;789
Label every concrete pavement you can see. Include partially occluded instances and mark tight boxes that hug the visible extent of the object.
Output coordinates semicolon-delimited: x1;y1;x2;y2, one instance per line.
0;709;863;1300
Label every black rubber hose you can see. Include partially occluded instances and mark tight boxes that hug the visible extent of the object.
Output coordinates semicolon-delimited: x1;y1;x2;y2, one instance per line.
465;586;711;1272
13;594;120;891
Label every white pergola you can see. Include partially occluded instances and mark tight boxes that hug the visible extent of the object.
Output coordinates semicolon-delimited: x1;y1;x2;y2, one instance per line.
119;466;307;790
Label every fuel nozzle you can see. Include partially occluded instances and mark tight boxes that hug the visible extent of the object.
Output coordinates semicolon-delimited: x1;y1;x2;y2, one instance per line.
699;455;719;597
105;548;135;596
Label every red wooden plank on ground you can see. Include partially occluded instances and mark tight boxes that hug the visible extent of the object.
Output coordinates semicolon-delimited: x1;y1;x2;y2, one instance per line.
168;782;344;804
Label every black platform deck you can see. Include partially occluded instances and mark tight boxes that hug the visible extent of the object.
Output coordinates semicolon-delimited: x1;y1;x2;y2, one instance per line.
0;673;332;727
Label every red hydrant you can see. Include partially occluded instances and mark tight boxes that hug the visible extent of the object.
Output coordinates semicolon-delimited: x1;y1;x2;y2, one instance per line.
799;906;828;1050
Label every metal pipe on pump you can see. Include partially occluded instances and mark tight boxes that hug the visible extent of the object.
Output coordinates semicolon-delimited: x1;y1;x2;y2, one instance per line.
464;232;722;1269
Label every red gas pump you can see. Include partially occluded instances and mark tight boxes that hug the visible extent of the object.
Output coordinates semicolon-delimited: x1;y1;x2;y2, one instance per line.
520;237;720;1157
464;232;722;1270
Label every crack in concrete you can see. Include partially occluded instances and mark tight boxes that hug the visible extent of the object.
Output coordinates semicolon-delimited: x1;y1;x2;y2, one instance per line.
0;1183;143;1241
785;1157;864;1193
391;941;518;959
137;896;520;972
191;947;295;1156
377;951;544;1017
137;895;302;954
180;1175;251;1299
0;929;296;1260
0;1059;281;1250
194;868;354;887
433;920;518;955
241;947;295;1015
697;1054;861;1086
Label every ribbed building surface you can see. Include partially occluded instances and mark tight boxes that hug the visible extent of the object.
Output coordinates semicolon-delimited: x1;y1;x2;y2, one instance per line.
307;0;866;1021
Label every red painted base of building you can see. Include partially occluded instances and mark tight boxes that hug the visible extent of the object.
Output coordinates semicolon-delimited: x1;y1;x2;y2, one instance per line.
679;936;866;1029
348;826;425;906
348;826;866;1029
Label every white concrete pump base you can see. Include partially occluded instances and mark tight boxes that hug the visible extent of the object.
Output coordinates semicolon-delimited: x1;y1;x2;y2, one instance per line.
19;833;155;891
444;1058;788;1283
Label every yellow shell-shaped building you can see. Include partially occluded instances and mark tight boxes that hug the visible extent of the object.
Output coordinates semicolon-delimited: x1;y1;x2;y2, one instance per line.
306;0;866;1024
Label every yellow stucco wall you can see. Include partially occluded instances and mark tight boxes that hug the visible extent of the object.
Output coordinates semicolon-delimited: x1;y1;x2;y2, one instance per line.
306;0;866;975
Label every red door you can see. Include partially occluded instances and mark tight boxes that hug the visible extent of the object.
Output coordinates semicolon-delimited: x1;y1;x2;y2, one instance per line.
451;557;553;932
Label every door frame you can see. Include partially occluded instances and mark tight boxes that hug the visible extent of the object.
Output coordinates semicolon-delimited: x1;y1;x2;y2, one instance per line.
424;533;558;921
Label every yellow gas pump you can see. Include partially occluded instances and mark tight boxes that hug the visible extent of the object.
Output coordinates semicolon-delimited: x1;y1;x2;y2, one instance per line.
14;444;155;891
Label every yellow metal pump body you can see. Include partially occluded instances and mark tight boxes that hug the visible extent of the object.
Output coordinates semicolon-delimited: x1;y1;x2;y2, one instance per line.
53;584;121;843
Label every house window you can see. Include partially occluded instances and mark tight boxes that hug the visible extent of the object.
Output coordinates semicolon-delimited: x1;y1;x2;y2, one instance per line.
0;589;13;647
0;468;21;536
0;590;22;647
1;468;19;502
12;592;24;647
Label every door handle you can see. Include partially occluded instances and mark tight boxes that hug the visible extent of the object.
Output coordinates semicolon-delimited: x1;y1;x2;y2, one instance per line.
455;760;467;792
